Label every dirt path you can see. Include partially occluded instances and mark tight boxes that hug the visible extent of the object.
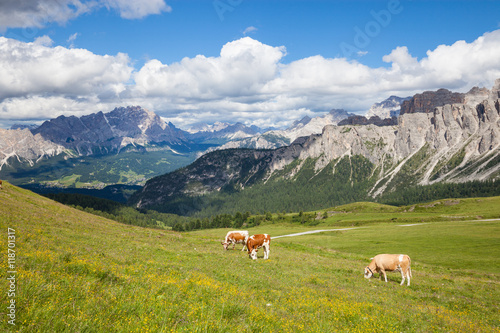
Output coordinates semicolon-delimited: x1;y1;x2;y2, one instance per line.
271;218;500;239
271;227;364;239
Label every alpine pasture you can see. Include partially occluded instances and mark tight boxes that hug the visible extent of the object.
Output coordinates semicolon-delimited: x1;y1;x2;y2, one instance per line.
1;181;499;332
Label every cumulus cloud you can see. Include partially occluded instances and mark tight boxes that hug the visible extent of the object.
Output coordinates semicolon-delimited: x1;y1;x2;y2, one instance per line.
0;0;171;30
2;30;500;128
133;37;286;100
0;37;132;100
128;29;500;126
0;36;133;122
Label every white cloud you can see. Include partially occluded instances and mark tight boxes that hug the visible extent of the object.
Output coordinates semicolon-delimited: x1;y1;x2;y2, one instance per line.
0;0;171;31
1;30;500;129
0;0;91;31
34;35;54;47
133;37;286;100
0;36;132;120
103;0;171;19
67;33;79;48
243;26;258;35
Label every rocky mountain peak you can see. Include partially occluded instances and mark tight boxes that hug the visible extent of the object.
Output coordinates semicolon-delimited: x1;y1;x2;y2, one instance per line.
106;106;167;133
400;89;465;115
0;128;65;170
31;106;188;155
338;115;398;126
365;95;411;119
289;116;312;130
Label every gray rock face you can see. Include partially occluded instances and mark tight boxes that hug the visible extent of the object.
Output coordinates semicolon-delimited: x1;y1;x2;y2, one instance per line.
32;106;188;155
283;80;500;195
400;89;465;115
0;128;65;170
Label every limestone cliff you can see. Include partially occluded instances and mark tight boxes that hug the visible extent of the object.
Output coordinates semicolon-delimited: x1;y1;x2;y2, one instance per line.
0;129;65;170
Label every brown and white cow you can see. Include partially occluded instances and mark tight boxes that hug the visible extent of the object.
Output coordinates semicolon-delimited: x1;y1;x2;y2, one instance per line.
364;254;412;286
221;230;249;251
0;180;2;189
246;234;271;260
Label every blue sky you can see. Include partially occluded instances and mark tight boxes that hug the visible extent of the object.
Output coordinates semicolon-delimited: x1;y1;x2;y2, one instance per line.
1;0;500;129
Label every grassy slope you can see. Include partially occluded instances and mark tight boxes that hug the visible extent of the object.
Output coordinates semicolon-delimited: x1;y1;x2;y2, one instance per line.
1;181;499;332
313;197;500;226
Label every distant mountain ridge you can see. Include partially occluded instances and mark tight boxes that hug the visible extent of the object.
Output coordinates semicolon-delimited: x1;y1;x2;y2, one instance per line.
187;122;262;142
365;95;412;119
31;106;189;155
204;109;354;151
0;106;263;173
0;106;275;187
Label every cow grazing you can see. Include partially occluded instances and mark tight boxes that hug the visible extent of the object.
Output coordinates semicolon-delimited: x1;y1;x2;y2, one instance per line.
221;230;249;251
246;234;271;260
364;254;412;286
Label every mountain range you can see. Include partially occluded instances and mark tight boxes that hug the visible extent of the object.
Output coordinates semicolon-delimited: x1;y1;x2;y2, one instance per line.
0;106;267;188
130;79;500;215
0;103;368;187
2;81;496;202
202;109;355;152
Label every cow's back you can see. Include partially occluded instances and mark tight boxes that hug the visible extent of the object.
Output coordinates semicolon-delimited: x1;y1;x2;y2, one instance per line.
227;230;248;242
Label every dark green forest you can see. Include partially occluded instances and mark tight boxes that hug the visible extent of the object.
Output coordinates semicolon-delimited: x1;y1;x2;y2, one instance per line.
44;193;188;229
378;180;500;206
143;155;376;217
46;178;500;232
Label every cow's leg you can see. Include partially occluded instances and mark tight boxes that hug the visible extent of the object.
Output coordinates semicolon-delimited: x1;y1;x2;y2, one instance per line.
241;243;246;251
263;244;269;259
406;269;411;286
381;270;387;282
400;269;405;285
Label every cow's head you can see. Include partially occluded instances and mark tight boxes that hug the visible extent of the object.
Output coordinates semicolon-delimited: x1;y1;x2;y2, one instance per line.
364;266;373;279
221;241;229;250
248;249;258;260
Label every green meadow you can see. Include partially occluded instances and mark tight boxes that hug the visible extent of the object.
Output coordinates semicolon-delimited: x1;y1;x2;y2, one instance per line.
1;181;499;332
